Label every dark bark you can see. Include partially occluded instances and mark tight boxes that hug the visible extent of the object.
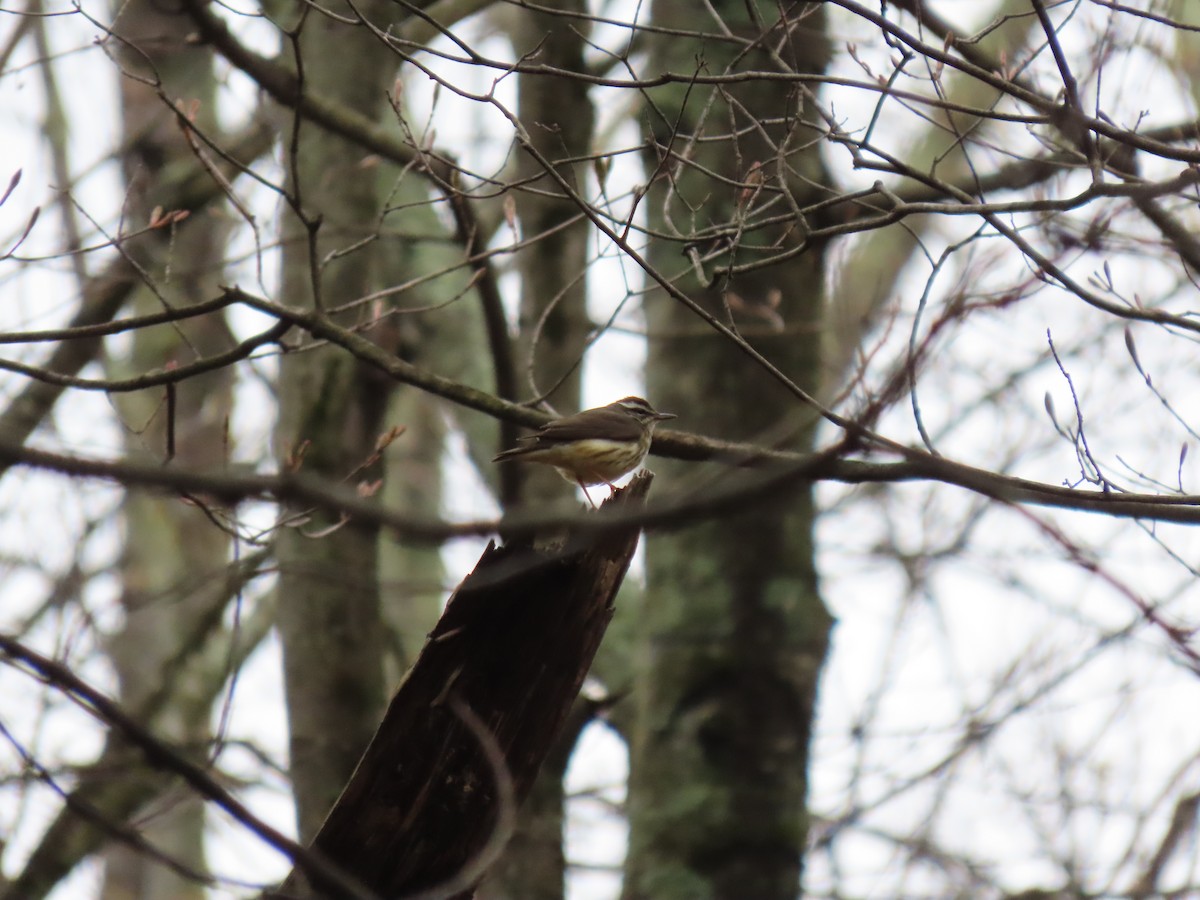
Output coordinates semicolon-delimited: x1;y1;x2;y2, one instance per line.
274;474;653;899
482;5;596;896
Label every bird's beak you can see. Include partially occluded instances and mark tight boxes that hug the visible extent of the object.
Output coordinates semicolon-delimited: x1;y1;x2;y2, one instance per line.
654;412;677;421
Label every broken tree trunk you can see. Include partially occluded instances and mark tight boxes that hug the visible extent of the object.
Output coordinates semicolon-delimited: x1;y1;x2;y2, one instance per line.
271;472;653;899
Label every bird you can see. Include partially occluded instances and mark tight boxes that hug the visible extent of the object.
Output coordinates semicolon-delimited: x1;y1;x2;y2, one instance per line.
493;396;676;507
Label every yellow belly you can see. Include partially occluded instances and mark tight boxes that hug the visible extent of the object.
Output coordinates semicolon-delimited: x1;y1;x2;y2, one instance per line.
521;439;644;485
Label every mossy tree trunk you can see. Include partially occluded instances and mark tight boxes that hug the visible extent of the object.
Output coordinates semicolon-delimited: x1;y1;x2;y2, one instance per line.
272;1;398;843
625;4;834;898
104;0;232;895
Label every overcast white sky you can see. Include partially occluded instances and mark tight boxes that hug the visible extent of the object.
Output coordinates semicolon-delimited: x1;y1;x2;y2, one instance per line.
4;2;1200;898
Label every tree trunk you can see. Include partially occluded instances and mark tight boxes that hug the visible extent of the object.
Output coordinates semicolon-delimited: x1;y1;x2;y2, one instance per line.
276;477;652;899
104;0;231;894
626;4;833;898
273;1;397;842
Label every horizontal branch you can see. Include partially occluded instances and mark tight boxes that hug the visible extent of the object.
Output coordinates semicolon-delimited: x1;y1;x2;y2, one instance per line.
0;293;236;344
3;430;1200;551
0;319;290;392
0;122;273;481
7;276;1195;532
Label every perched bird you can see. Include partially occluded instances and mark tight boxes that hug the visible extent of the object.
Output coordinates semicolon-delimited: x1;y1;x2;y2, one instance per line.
493;396;676;506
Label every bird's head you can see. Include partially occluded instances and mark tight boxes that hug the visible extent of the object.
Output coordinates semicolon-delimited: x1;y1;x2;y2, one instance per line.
612;396;676;429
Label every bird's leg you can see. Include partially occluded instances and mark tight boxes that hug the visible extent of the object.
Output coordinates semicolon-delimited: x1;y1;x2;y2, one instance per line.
578;479;598;509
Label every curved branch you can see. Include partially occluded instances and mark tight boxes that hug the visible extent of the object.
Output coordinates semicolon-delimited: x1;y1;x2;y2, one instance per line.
0;122;273;481
182;0;521;450
0;634;379;900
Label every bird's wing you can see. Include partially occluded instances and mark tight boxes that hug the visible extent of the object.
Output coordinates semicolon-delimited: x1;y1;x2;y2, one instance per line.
531;407;643;443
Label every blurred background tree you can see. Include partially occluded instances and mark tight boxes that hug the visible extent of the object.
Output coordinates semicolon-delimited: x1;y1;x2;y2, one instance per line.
3;1;1200;898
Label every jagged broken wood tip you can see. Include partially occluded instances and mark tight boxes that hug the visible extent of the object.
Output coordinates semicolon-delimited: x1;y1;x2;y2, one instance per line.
601;470;654;508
